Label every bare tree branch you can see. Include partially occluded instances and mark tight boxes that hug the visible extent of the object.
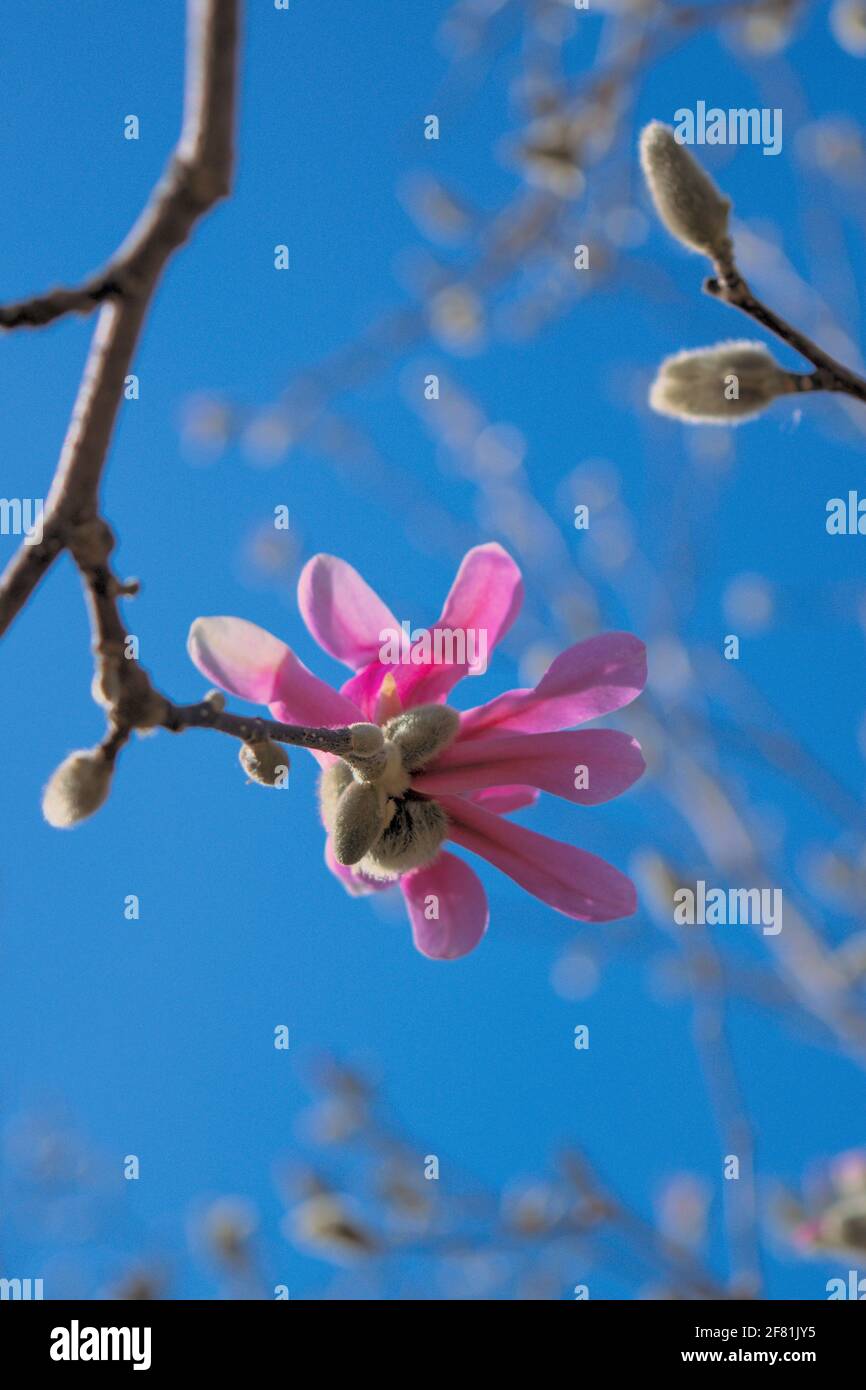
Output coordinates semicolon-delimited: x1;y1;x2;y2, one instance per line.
0;0;241;637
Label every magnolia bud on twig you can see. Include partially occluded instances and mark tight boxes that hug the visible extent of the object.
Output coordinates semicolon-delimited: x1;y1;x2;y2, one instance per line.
239;738;290;787
649;340;795;424
640;121;732;260
42;747;114;828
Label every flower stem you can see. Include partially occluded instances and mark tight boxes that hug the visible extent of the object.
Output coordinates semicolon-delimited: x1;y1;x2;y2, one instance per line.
161;700;373;759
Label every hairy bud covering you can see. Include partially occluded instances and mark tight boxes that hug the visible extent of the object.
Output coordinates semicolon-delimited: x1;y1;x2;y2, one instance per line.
640;121;732;258
239;738;290;786
649;340;793;424
42;748;113;828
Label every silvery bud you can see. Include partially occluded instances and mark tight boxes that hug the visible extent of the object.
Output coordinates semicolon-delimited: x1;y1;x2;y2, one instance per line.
384;704;460;772
42;747;113;828
640;121;732;259
349;722;384;757
649;340;794;424
239;738;290;787
333;781;385;866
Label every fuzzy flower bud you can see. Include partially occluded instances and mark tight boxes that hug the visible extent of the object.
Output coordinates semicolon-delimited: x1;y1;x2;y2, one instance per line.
640;121;732;259
238;738;289;787
42;747;113;828
332;781;385;865
383;704;460;772
349;722;384;757
649;340;794;424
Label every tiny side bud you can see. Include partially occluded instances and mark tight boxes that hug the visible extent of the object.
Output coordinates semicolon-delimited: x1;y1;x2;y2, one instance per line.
239;738;290;786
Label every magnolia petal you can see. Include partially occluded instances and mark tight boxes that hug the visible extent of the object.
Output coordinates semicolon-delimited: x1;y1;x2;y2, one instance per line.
298;554;398;670
414;729;645;805
459;633;647;737
439;794;636;922
468;785;540;814
188;616;292;703
402;852;489;959
324;837;392;896
397;543;524;706
342;543;524;715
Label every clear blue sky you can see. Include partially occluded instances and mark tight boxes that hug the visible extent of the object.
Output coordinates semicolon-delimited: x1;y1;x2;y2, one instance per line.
2;0;866;1299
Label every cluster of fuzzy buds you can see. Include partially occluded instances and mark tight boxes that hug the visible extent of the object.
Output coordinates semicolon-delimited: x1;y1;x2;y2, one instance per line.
639;121;732;262
42;747;114;828
320;705;459;881
649;341;797;425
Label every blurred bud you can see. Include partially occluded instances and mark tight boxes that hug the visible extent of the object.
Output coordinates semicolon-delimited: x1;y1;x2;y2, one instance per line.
239;739;289;787
515;116;586;197
831;0;866;55
640;121;732;259
379;1164;433;1222
180;393;233;462
43;748;113;828
797;1192;866;1255
722;572;775;633
241;409;294;466
503;1180;563;1235
830;1149;866;1196
430;285;484;354
301;1095;367;1145
201;1196;258;1268
109;1268;165;1300
657;1173;710;1248
650;341;793;424
204;689;226;713
735;0;798;55
287;1194;378;1262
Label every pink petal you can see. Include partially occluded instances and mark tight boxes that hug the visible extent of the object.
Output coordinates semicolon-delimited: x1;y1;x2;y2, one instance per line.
438;794;636;922
188;617;362;754
459;633;646;737
324;838;392;896
340;662;392;723
402;852;489;959
188;616;293;704
298;555;398;670
399;543;524;705
469;786;540;814
414;730;645;805
341;543;524;714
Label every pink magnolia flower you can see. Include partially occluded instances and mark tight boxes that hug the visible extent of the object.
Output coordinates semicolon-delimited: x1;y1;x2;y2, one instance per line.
187;543;646;960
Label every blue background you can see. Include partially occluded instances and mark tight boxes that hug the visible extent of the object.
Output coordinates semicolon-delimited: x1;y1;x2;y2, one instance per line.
1;0;865;1298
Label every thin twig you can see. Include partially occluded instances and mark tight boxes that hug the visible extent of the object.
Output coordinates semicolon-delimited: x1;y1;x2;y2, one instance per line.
704;267;866;405
0;0;241;638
